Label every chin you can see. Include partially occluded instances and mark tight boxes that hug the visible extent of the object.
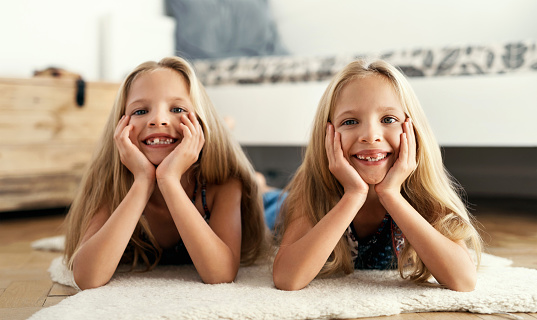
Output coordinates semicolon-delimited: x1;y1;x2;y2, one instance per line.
358;171;387;186
146;155;165;166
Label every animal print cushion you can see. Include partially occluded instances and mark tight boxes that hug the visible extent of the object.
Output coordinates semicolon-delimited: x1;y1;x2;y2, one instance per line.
192;40;537;86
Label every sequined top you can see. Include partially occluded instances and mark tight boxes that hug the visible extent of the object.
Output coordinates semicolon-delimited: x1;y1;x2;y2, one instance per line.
346;213;405;270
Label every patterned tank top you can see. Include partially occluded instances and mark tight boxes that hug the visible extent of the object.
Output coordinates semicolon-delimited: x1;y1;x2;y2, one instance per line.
346;213;405;270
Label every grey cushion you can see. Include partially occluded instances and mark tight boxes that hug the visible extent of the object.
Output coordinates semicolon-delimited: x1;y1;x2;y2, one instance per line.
166;0;288;60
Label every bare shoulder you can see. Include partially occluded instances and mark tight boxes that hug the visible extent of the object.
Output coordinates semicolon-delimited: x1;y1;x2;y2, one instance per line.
212;177;243;198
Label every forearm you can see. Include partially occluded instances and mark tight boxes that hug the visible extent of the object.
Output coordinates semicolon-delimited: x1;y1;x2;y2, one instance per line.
73;180;152;289
378;192;476;291
159;179;239;284
273;192;366;291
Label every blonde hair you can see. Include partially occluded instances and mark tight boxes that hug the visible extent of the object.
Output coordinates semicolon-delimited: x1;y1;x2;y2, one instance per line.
277;59;482;282
64;57;268;270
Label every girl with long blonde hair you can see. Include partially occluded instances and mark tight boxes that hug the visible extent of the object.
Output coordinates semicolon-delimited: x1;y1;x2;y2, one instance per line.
64;57;268;290
273;59;482;292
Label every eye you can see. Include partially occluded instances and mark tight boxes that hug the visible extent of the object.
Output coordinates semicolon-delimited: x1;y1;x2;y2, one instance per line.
132;109;147;116
381;116;397;124
171;107;186;113
342;119;358;126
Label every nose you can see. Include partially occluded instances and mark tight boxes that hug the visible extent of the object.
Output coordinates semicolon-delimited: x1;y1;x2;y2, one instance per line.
359;122;382;143
148;108;170;127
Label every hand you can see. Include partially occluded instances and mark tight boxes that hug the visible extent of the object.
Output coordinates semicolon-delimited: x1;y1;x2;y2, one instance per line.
156;112;205;182
114;115;156;184
375;118;417;196
325;123;368;196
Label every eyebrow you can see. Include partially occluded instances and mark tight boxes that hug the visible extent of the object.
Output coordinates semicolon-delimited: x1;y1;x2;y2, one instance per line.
378;106;402;112
126;97;190;108
333;105;405;122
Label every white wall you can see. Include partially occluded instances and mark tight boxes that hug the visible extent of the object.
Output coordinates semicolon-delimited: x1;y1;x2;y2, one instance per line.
2;0;536;80
0;0;172;81
271;0;537;56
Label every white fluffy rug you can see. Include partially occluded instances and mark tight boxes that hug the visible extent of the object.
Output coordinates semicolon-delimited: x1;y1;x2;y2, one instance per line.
30;236;537;320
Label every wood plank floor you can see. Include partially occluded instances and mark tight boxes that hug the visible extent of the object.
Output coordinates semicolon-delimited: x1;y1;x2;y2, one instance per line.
0;199;536;320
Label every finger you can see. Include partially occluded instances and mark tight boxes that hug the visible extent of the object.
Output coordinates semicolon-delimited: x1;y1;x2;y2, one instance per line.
118;124;134;152
399;132;408;165
407;119;417;163
195;115;205;141
182;113;197;133
333;130;344;159
114;115;127;140
179;122;193;140
116;124;134;162
189;112;205;145
325;123;335;163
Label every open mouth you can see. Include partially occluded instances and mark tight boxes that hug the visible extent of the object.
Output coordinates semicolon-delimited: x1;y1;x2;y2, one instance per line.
143;137;177;145
355;153;389;162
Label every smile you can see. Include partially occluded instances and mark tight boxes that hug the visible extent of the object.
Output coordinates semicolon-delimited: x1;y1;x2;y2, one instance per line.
144;137;176;145
356;153;387;162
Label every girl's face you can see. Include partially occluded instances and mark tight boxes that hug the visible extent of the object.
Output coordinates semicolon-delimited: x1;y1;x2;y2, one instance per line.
124;68;194;165
331;75;406;185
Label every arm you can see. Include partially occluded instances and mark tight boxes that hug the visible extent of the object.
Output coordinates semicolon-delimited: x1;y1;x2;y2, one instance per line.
375;119;476;292
273;192;365;291
273;123;368;291
377;193;476;291
159;178;243;284
156;112;241;283
73;115;155;290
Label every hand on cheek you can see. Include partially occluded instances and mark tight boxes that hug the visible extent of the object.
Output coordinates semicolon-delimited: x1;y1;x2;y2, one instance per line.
325;123;368;196
156;112;205;181
114;115;156;182
375;118;417;196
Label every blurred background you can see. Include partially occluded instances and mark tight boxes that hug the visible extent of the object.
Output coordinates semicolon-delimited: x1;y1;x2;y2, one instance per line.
0;0;536;217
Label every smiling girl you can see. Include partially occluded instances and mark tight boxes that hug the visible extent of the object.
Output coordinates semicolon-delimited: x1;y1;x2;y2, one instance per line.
63;57;268;290
272;59;482;292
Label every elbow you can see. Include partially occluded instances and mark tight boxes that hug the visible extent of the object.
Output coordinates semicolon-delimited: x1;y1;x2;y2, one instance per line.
447;277;476;292
202;276;235;285
73;268;110;290
442;270;477;292
74;274;108;291
272;264;306;291
273;275;304;291
201;269;238;285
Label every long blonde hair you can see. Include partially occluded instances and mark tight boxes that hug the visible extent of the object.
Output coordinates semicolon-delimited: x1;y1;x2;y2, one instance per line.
277;59;482;282
64;57;267;270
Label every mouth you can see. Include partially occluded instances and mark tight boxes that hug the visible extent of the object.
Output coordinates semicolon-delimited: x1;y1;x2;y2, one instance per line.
354;152;390;162
143;137;178;145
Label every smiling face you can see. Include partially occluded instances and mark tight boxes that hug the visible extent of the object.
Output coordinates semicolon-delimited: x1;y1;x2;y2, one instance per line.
331;75;406;185
124;68;194;165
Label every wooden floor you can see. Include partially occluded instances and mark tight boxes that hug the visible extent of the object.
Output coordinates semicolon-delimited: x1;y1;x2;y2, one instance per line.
0;199;536;320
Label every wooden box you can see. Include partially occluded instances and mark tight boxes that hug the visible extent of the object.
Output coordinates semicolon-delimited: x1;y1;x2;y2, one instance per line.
0;77;120;212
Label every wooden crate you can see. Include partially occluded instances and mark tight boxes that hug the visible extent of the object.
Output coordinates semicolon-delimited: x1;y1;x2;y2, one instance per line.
0;77;120;212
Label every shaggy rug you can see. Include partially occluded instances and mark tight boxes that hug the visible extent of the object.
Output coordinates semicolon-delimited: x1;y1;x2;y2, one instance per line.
30;236;537;320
